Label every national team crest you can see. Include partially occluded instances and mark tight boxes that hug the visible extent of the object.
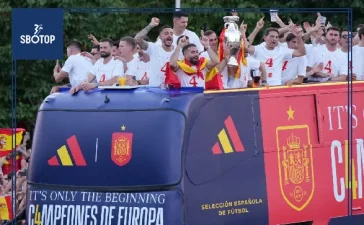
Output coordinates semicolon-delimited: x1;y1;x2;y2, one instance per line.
276;124;314;211
111;125;133;166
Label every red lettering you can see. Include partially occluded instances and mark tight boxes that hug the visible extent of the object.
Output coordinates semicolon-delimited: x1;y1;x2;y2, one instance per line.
265;58;273;68
282;61;288;71
189;76;198;87
324;60;332;73
99;74;105;82
268;72;273;78
141;72;148;80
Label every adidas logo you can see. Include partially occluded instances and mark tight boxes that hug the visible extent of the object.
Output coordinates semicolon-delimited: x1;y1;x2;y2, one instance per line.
48;135;87;166
212;116;244;154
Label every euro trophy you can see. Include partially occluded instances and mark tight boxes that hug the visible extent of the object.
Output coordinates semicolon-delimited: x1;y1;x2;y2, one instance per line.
223;16;242;67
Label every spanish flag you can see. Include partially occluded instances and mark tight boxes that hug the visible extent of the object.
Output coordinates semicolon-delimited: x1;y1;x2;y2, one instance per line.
0;128;25;157
205;67;223;90
164;62;181;88
177;57;223;89
177;57;208;79
0;195;12;221
0;129;24;175
218;28;247;79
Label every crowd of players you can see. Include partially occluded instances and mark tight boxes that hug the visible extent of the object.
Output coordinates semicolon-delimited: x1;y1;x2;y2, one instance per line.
51;11;364;94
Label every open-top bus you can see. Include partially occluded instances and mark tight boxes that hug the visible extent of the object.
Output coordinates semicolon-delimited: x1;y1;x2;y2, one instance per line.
26;82;364;225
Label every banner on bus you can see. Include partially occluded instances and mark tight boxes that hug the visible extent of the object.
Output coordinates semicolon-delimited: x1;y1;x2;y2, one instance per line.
27;188;183;225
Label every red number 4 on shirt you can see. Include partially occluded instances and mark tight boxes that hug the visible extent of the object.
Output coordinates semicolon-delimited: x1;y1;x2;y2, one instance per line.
189;76;198;87
324;60;332;73
265;58;273;68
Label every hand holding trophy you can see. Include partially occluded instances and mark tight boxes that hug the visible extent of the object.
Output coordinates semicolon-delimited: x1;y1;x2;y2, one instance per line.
223;15;242;67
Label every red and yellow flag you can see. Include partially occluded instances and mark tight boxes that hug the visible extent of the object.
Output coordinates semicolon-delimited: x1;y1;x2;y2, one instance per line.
0;129;24;175
205;67;223;90
0;128;25;156
177;57;208;79
0;195;12;221
164;62;181;88
217;28;247;79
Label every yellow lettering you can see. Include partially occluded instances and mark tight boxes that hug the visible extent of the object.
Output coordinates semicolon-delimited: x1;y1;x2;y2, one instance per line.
218;210;226;216
352;158;358;199
344;139;360;200
34;204;42;225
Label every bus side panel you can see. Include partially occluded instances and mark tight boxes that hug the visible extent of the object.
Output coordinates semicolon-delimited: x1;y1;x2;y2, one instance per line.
260;92;323;225
259;84;364;225
184;93;269;225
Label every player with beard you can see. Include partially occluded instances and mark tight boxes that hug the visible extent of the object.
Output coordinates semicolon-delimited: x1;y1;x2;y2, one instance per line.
70;38;123;93
135;18;175;86
169;37;219;88
307;27;350;82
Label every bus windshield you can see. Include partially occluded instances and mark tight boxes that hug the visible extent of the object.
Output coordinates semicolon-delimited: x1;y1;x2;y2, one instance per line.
28;109;185;189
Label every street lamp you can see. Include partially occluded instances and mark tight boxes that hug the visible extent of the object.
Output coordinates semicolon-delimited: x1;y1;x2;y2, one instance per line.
175;0;181;10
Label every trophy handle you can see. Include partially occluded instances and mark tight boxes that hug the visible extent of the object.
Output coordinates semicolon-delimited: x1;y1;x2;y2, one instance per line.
223;16;240;23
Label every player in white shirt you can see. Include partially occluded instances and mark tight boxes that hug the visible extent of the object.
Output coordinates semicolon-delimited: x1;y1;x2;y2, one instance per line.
135;19;175;86
307;27;348;82
80;44;101;65
71;38;123;93
200;30;232;88
339;29;349;53
112;41;122;60
133;44;151;83
246;27;306;86
281;33;307;85
227;55;267;89
337;29;358;81
53;40;93;88
118;36;148;86
170;37;218;88
353;27;364;80
155;11;204;53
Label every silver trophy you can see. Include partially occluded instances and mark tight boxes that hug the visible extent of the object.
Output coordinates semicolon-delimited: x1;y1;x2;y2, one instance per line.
223;16;242;67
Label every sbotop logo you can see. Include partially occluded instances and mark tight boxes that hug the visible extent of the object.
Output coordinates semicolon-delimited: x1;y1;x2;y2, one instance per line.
20;24;55;44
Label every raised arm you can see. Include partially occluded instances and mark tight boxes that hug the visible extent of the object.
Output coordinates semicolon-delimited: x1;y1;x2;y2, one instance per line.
53;60;68;83
135;17;160;50
292;26;306;57
200;35;218;69
240;23;255;55
170;37;187;71
247;17;264;45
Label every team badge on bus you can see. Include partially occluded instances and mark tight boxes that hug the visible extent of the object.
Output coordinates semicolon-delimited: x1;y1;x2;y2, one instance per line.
276;124;315;211
111;125;133;166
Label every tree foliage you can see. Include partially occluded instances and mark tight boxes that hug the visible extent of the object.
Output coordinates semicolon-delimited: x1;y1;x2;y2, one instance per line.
0;0;363;132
